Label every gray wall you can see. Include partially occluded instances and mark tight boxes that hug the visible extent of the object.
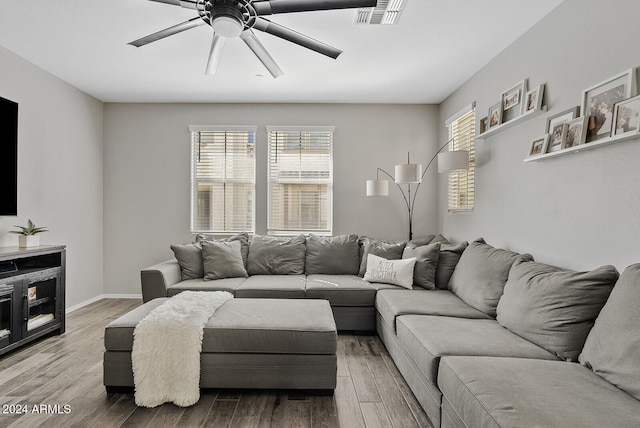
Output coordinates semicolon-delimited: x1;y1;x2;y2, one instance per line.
0;46;104;309
439;0;640;271
103;103;439;295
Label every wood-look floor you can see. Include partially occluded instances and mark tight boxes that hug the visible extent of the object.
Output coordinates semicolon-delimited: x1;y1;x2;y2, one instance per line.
0;299;432;428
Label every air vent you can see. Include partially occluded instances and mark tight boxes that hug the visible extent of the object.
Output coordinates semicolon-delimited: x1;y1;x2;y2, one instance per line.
355;0;406;25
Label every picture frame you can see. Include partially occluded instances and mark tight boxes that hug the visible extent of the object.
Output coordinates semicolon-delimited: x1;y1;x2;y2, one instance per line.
28;286;37;301
545;106;580;151
611;93;640;136
488;102;502;129
561;116;588;149
501;79;527;122
581;68;636;142
525;84;545;112
479;116;488;134
528;134;549;156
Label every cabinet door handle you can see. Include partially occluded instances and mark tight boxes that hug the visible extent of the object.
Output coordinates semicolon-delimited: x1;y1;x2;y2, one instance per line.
23;295;28;322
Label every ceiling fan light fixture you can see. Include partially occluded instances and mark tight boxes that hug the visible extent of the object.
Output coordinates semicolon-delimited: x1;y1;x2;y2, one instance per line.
211;15;243;37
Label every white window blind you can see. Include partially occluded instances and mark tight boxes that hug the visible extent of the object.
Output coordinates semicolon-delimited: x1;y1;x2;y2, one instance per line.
189;126;256;234
267;126;334;235
447;108;475;212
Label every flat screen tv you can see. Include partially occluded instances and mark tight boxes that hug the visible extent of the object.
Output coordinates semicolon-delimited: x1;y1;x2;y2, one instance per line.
0;96;18;216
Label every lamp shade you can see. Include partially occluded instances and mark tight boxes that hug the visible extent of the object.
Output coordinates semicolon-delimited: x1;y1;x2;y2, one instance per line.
394;163;422;184
366;179;389;196
437;151;469;173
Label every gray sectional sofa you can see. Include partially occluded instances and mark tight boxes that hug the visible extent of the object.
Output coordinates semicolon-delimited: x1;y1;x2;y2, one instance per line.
140;233;640;427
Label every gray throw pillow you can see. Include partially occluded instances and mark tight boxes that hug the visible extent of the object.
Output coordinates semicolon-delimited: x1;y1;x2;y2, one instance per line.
407;234;436;248
305;234;360;275
402;242;440;290
435;241;467;290
196;232;249;267
202;240;248;280
170;243;203;280
448;239;532;317
247;234;306;275
579;264;640;398
358;237;406;276
498;259;618;362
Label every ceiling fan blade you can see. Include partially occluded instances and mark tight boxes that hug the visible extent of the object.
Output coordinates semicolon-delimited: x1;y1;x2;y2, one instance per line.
239;30;284;78
205;33;226;75
128;17;204;47
253;0;377;15
253;18;342;59
147;0;199;10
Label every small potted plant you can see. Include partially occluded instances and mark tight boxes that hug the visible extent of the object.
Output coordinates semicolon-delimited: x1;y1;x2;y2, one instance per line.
10;219;48;248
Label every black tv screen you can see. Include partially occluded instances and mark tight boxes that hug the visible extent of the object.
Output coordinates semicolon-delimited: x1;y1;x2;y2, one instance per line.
0;96;18;216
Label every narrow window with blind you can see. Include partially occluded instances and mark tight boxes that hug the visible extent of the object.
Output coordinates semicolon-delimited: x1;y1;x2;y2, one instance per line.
189;126;256;234
267;126;334;235
446;105;475;212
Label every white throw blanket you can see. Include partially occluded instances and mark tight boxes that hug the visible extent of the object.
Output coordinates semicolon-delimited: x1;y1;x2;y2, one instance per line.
132;290;233;407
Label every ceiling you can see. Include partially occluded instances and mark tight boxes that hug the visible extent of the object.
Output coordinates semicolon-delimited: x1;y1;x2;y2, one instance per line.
0;1;564;104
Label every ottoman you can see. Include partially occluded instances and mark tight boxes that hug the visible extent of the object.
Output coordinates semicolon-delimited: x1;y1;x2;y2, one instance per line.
103;298;337;394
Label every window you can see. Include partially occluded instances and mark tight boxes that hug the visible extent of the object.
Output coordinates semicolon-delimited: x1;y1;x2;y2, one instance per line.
446;105;475;212
189;126;256;234
267;126;334;235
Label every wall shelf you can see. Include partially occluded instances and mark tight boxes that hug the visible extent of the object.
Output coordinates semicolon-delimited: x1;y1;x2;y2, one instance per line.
477;106;548;140
524;131;640;162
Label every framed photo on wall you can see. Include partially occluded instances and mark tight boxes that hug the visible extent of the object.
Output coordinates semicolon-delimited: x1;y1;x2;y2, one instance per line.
581;68;636;143
612;94;640;136
545;106;579;151
501;79;527;122
561;116;588;149
528;134;549;156
488;102;502;129
479;116;488;134
525;84;545;112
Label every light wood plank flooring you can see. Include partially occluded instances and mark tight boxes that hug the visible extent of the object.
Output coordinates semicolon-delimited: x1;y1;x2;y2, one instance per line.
0;299;432;428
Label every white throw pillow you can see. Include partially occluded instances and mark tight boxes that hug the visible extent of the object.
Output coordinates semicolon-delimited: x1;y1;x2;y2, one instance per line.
364;254;417;289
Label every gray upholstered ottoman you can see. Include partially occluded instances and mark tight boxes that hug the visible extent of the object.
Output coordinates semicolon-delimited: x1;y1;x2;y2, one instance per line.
103;298;337;394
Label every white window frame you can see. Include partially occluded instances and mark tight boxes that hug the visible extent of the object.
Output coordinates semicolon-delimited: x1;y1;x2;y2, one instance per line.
445;104;476;212
266;126;334;236
189;125;256;234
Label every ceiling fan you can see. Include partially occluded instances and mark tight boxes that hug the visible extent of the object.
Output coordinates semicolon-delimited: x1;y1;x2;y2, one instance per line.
129;0;378;78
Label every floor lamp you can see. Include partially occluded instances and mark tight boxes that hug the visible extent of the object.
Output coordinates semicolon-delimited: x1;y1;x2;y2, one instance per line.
366;140;469;240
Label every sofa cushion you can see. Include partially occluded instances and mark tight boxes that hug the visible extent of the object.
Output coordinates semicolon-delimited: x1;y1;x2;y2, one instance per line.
363;254;416;289
247;234;306;275
235;275;306;299
497;259;618;362
435;242;467;290
196;232;250;267
438;356;640;428
167;277;247;296
170;243;203;280
305;234;360;275
402;242;440;290
358;237;406;276
397;316;557;385
448;239;532;317
305;275;376;306
202;240;248;280
579;263;640;399
376;289;492;332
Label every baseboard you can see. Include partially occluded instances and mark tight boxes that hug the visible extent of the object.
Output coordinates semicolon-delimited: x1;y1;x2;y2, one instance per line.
66;294;142;314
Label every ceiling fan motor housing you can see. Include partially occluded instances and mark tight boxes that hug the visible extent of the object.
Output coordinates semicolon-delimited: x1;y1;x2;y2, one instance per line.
205;0;248;37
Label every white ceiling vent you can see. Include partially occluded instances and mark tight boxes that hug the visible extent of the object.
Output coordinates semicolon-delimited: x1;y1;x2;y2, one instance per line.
355;0;406;25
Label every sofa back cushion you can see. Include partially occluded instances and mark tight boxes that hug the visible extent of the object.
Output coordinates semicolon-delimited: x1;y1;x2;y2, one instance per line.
202;240;248;280
435;242;468;290
247;234;306;275
359;237;406;276
498;259;618;362
170;243;203;280
305;234;360;275
448;239;532;317
579;264;640;399
402;242;440;290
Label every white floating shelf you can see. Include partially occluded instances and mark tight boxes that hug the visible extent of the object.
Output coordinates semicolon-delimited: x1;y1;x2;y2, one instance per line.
477;106;548;140
524;131;640;162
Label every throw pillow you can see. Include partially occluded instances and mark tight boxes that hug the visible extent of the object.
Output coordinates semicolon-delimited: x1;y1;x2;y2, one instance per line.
170;243;203;280
358;237;406;276
201;240;248;280
435;242;467;290
407;234;436;247
196;232;250;267
364;254;417;290
448;239;533;317
498;259;618;362
305;234;360;275
402;242;440;290
247;234;306;275
579;264;640;399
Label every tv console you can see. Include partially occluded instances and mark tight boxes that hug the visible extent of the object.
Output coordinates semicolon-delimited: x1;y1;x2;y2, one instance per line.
0;245;65;356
